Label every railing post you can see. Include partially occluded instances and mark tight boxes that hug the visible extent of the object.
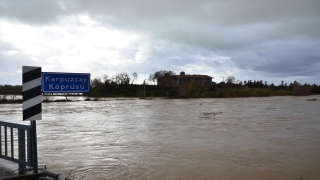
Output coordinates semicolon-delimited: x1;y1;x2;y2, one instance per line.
18;129;26;171
31;121;38;173
0;126;2;155
4;126;7;156
11;127;14;158
27;127;32;166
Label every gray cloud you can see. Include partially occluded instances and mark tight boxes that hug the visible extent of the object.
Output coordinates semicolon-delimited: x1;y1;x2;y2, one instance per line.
0;0;319;85
0;0;64;24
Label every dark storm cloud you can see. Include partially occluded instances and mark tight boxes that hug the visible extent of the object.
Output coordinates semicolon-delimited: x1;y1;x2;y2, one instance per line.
0;0;64;24
231;39;320;76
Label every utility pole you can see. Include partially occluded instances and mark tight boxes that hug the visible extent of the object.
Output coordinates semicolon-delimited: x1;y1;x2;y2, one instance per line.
144;80;146;98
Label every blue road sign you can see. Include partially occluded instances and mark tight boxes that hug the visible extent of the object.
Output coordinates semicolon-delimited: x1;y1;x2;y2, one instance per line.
42;72;90;93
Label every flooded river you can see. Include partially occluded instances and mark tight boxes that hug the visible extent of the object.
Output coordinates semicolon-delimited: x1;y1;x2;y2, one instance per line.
1;96;320;180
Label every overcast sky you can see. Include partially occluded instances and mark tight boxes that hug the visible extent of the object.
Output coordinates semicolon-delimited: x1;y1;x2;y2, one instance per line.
1;0;319;86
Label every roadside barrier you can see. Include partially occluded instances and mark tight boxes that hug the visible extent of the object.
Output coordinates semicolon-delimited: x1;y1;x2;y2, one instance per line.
0;121;33;171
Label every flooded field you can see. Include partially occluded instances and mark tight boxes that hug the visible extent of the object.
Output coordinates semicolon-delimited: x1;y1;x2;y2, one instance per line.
1;96;320;180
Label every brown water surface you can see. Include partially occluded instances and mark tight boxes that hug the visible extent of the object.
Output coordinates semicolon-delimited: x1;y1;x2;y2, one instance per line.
1;96;320;179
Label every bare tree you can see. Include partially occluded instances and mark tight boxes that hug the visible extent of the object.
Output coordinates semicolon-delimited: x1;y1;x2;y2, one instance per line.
132;72;138;84
90;78;102;89
148;74;155;85
225;76;235;88
115;73;130;85
225;76;235;84
153;70;176;86
102;74;111;84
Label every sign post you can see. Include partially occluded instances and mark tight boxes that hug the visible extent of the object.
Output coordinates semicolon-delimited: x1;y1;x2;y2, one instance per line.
22;66;42;173
21;67;90;174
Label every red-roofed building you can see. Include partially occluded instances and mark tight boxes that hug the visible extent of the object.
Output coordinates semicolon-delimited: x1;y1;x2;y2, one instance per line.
157;71;213;87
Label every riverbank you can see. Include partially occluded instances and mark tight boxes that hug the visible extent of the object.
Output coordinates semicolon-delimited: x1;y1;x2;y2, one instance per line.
0;99;22;104
1;94;319;104
0;97;136;104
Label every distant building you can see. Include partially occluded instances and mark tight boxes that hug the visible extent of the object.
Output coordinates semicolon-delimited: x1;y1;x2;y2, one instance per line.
158;71;213;87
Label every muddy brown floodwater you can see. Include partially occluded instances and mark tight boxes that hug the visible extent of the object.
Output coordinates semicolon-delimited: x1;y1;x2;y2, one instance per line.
1;96;320;180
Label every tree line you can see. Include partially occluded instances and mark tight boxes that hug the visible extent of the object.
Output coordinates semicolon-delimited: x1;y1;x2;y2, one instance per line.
0;84;22;95
86;71;320;98
1;71;320;98
86;71;178;97
195;75;320;98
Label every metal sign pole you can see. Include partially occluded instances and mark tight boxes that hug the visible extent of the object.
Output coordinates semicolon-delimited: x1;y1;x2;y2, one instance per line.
22;66;42;174
31;121;38;173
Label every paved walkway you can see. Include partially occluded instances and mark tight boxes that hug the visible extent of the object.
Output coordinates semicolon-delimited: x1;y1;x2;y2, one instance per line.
0;159;16;179
0;166;46;180
0;159;46;180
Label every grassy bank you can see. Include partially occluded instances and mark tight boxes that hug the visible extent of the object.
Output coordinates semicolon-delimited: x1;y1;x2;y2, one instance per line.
201;88;291;98
0;98;22;104
0;97;113;104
